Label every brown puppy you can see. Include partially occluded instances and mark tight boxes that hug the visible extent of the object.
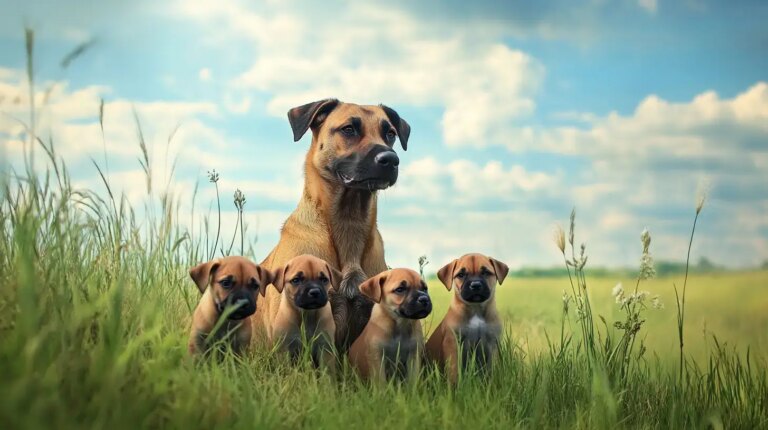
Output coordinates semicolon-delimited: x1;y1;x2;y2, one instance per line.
425;253;509;383
349;269;432;383
256;254;340;369
259;99;411;352
188;256;271;355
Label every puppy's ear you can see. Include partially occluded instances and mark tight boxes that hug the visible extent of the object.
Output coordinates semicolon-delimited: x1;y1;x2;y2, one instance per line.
189;260;221;294
380;104;410;151
437;259;457;291
271;264;288;293
325;263;343;291
255;265;272;297
359;271;389;303
489;257;509;285
287;99;340;142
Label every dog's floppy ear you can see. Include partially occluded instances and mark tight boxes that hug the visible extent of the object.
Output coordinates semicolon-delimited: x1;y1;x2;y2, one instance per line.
287;98;340;142
189;260;221;294
271;264;289;293
489;256;509;285
437;259;457;291
359;271;389;303
255;265;273;297
380;104;410;151
325;263;343;292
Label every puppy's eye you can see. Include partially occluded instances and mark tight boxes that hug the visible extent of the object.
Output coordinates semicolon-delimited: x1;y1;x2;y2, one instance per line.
456;271;466;280
386;130;396;141
394;285;407;294
319;276;329;285
290;277;302;285
481;268;492;276
219;278;233;289
341;125;356;136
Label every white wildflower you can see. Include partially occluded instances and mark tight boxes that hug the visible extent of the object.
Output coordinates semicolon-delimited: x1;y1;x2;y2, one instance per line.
612;283;624;298
651;295;664;310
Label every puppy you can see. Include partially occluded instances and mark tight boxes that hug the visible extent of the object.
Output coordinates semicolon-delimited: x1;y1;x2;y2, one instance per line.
425;253;509;383
256;254;339;369
349;269;432;383
188;256;271;355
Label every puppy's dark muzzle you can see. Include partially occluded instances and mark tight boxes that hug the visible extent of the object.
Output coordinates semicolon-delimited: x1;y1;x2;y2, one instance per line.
460;279;491;303
398;292;432;320
333;145;399;191
219;293;256;320
294;283;328;310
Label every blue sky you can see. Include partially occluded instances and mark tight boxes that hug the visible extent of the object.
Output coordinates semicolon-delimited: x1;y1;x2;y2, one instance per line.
1;0;766;271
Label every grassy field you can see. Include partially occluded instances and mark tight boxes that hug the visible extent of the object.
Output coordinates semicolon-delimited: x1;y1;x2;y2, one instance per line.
1;156;767;429
426;271;768;362
2;33;767;429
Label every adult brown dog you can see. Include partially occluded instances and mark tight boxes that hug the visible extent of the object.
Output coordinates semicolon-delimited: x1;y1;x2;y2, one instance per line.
188;256;271;355
349;268;432;383
425;253;509;383
255;254;340;369
259;99;410;352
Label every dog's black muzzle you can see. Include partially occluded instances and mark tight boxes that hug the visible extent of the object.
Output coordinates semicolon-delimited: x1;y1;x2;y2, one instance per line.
294;282;328;310
398;291;432;320
332;145;399;191
217;292;256;320
460;278;491;303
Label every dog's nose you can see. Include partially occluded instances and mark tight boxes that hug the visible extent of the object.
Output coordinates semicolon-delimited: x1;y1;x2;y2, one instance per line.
374;150;400;168
307;287;322;298
469;281;483;291
417;295;430;306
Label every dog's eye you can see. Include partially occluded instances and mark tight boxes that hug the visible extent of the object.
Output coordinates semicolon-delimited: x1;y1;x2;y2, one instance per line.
319;276;329;285
219;278;233;289
340;125;356;136
290;277;302;285
386;130;396;141
394;285;407;294
456;271;466;280
481;268;492;277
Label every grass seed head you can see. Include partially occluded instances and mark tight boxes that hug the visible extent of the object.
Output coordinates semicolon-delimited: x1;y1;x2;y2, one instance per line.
554;224;566;254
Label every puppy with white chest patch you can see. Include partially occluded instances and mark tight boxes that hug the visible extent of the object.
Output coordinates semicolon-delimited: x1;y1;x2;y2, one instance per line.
349;268;432;383
425;253;509;383
255;254;340;369
188;256;272;355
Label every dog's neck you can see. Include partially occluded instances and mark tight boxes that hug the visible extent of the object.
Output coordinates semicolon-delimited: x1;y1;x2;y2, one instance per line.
451;294;496;322
280;293;325;325
303;149;377;277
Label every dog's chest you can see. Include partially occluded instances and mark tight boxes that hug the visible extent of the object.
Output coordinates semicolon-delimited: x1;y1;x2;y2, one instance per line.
380;335;417;380
456;315;500;370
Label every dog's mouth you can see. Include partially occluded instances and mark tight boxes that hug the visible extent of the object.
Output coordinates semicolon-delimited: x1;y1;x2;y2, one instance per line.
462;292;491;303
336;171;394;191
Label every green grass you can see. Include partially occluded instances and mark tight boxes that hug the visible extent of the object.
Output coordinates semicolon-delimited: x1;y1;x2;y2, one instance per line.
425;271;768;362
2;31;767;429
1;153;767;430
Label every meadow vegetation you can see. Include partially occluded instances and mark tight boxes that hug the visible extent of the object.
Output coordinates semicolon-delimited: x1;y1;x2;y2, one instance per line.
1;31;767;429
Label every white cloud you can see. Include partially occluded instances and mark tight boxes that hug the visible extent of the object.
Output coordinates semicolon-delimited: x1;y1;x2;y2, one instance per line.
638;0;658;14
198;68;212;82
386;157;560;205
175;0;543;149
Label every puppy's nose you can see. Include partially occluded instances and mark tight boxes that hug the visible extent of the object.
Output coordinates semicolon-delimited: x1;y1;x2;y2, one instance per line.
307;287;322;298
374;150;400;167
417;295;431;306
469;281;483;291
